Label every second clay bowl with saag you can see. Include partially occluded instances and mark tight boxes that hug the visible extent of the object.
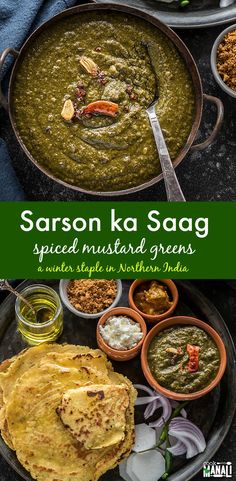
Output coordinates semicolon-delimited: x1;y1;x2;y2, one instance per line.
141;316;227;401
0;3;223;195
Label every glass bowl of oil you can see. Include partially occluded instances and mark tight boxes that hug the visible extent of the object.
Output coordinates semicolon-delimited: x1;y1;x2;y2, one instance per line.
15;284;63;345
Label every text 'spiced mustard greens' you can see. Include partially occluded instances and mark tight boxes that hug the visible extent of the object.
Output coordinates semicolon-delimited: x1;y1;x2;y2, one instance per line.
148;326;220;394
13;12;195;191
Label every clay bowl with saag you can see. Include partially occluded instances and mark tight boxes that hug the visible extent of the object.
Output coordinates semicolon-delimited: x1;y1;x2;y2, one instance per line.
0;3;224;196
141;316;227;401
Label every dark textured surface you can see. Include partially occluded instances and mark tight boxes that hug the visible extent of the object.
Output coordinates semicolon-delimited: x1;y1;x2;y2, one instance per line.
1;22;236;201
192;281;236;481
0;280;235;481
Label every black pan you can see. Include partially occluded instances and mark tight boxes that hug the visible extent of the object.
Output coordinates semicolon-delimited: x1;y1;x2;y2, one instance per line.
0;3;224;196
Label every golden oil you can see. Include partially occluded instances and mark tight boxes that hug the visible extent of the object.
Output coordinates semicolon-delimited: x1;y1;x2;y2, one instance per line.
15;285;63;345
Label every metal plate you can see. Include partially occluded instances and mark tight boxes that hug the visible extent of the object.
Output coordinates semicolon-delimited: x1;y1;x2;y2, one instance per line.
0;280;235;481
96;0;236;28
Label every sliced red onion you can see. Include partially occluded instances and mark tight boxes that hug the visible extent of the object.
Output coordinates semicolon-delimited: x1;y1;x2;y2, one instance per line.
167;439;187;456
134;384;154;396
169;417;206;459
135;383;187;433
134;384;164;420
171;434;199;459
168;437;196;459
136;396;161;406
185;439;199;459
134;385;205;461
148;396;172;428
134;384;180;427
144;399;161;419
170;418;205;445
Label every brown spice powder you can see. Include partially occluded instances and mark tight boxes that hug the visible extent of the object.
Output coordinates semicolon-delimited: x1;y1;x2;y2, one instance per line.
217;30;236;91
67;279;117;314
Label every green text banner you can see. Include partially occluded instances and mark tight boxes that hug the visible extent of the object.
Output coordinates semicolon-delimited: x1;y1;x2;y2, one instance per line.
0;202;234;279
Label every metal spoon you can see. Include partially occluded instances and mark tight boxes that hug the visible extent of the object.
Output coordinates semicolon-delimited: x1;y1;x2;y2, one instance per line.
144;43;185;202
0;280;50;323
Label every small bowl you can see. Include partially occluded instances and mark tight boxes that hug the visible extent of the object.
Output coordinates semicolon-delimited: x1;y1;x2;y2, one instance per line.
211;24;236;98
59;279;122;319
96;307;147;361
141;316;227;401
129;279;178;323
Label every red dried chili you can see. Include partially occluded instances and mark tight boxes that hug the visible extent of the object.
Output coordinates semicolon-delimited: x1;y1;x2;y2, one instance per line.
79;100;119;117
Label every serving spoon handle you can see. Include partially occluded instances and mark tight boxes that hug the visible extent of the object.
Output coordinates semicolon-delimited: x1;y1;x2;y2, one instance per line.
0;279;36;312
0;280;51;323
147;104;185;202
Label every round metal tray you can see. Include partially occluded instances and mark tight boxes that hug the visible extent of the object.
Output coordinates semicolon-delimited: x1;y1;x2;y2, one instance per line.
0;280;235;481
96;0;236;28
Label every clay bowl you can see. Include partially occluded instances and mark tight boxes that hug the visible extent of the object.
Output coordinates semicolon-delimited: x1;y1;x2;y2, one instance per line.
141;316;227;401
129;279;178;323
97;307;147;361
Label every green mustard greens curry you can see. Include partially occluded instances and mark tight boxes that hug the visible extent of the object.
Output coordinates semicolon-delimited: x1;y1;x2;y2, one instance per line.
148;325;220;394
13;12;195;191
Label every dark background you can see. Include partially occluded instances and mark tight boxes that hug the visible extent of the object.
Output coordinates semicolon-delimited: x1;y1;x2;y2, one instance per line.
1;25;236;201
0;8;236;480
0;280;235;481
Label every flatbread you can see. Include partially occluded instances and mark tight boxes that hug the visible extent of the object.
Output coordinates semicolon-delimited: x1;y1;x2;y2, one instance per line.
0;344;103;448
58;384;130;449
0;344;136;481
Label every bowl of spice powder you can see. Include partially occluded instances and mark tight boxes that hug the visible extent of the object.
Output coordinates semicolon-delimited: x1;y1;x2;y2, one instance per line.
211;24;236;98
59;279;122;319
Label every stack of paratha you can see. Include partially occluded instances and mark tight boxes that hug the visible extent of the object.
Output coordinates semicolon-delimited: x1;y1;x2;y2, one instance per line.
0;343;136;481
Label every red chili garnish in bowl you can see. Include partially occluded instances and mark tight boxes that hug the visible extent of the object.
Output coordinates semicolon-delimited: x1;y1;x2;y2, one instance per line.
79;100;119;117
187;344;200;372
